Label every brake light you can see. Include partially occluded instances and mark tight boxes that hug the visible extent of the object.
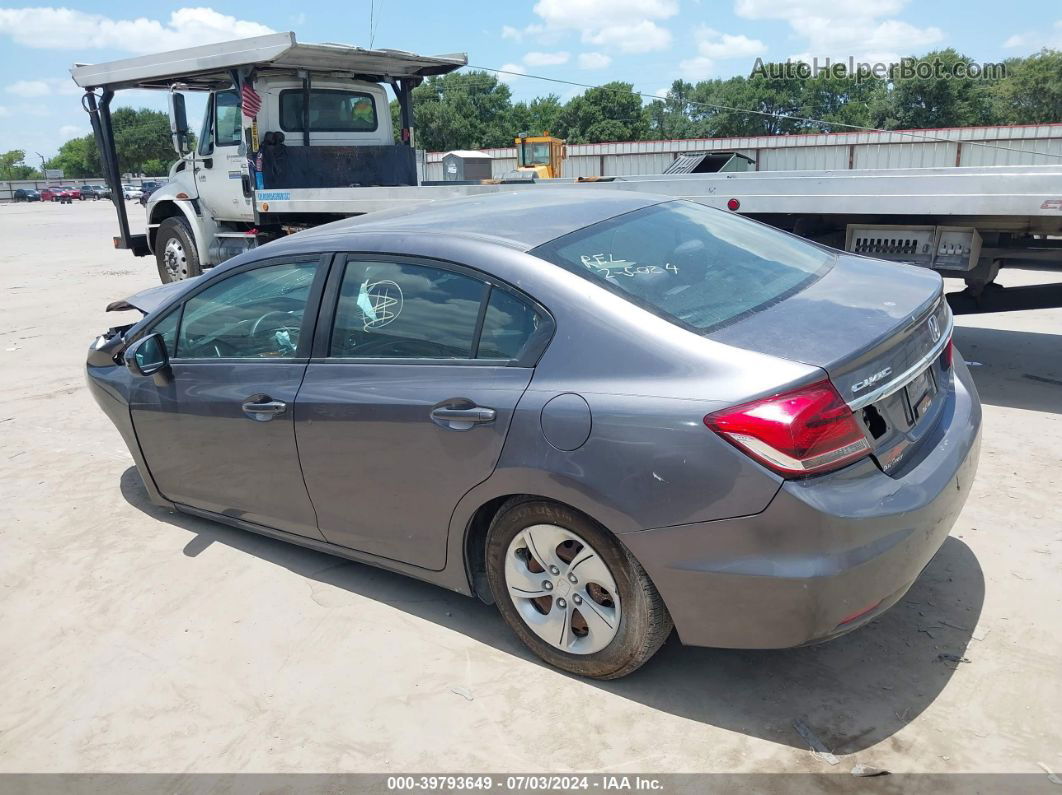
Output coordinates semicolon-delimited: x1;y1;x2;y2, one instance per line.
704;380;871;476
941;336;953;370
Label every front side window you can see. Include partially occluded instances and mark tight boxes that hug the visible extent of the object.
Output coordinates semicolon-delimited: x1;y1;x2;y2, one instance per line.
331;261;485;359
176;262;317;359
534;201;833;332
214;89;242;147
150;309;180;356
280;90;378;133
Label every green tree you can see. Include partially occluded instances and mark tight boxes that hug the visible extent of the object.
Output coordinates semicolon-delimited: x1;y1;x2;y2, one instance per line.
687;74;804;137
554;82;647;143
47;107;180;177
0;149;39;179
47;136;100;178
799;68;887;131
991;49;1062;124
646;80;698;140
396;71;515;151
508;94;564;138
876;49;995;129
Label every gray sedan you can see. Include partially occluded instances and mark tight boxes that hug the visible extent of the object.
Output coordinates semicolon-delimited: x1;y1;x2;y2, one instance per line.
87;191;981;678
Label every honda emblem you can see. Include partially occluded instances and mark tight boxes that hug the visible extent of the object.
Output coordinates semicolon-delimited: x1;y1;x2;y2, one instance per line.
928;315;941;342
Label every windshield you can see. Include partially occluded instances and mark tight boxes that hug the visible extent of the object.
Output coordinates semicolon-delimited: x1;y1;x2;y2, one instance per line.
533;201;833;332
280;89;378;133
520;142;550;165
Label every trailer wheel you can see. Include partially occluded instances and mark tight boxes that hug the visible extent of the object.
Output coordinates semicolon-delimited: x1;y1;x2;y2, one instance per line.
156;217;202;283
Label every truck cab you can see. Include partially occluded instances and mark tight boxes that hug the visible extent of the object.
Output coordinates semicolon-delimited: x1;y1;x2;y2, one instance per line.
178;77;394;227
515;134;565;179
71;32;466;282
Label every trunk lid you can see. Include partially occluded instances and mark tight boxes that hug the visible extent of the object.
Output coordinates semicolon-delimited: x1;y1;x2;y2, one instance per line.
709;254;954;475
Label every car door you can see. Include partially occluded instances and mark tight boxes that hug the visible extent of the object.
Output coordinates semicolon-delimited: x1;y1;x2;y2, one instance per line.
129;255;328;540
196;88;253;222
294;255;553;570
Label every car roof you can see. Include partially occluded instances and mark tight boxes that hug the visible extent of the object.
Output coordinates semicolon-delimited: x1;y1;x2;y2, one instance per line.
291;189;669;252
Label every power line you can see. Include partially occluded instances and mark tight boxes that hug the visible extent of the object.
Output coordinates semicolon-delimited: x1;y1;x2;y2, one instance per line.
463;63;1062;161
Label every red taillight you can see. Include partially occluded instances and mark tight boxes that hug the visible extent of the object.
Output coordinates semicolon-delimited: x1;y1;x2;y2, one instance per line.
838;599;882;626
941;336;953;370
704;380;871;477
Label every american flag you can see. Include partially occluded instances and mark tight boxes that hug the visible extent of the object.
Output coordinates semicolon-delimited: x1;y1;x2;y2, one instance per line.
241;83;261;118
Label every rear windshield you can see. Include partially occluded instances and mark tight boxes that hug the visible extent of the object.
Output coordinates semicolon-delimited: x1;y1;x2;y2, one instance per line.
280;89;378;133
534;201;833;332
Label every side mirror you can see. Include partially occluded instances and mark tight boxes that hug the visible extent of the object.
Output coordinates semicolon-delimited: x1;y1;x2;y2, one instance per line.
125;333;169;377
169;92;191;155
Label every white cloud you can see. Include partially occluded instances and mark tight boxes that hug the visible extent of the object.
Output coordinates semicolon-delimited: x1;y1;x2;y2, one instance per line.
523;51;570;66
0;7;274;53
58;124;88;140
577;52;612;70
512;0;676;53
1003;20;1062;50
6;78;80;97
7;80;50;97
678;55;716;81
735;0;907;21
692;27;766;60
734;0;942;64
497;63;526;84
533;0;677;29
0;105;10;117
583;20;672;53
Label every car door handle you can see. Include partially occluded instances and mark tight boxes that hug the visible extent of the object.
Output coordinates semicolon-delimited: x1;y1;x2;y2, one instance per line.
430;406;496;427
242;395;287;421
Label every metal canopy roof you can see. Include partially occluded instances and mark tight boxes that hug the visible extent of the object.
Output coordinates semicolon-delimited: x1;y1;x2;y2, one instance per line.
70;32;467;91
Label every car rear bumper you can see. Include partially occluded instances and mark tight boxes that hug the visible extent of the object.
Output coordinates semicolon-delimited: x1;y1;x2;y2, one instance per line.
621;356;982;649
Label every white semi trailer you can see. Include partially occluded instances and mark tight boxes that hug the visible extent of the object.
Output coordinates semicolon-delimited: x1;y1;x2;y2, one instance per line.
71;32;1062;310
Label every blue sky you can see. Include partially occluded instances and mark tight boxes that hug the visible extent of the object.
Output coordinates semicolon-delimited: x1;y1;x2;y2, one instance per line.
1;1;1060;159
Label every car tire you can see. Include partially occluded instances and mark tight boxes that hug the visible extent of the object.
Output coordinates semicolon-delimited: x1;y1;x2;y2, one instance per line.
485;499;672;679
155;216;202;283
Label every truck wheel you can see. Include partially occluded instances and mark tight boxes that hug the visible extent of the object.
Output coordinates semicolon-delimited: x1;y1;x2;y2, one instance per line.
486;499;673;679
156;217;202;283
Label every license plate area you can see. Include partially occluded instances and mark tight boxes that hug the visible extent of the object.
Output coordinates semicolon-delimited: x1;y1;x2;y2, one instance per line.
904;365;938;425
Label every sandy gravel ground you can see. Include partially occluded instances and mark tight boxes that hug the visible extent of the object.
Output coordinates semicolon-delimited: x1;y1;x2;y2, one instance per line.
0;200;1059;779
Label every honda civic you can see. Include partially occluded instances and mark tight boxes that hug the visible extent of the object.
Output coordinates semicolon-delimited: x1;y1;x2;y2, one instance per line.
87;191;981;678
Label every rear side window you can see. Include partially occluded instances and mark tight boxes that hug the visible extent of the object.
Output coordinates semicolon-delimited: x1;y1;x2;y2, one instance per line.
534;201;833;332
280;89;378;133
477;288;543;360
331;261;485;358
177;262;317;359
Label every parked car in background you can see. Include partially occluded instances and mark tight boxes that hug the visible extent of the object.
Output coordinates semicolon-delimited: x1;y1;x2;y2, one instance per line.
13;188;41;202
41;186;75;203
122;184;143;200
87;191;981;679
138;180;164;206
80;184;111;200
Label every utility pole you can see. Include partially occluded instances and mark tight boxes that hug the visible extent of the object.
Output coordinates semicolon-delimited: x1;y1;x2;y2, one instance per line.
35;152;46;184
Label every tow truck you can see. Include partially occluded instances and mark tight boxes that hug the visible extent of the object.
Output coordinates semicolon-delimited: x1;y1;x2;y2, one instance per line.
72;32;1062;310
